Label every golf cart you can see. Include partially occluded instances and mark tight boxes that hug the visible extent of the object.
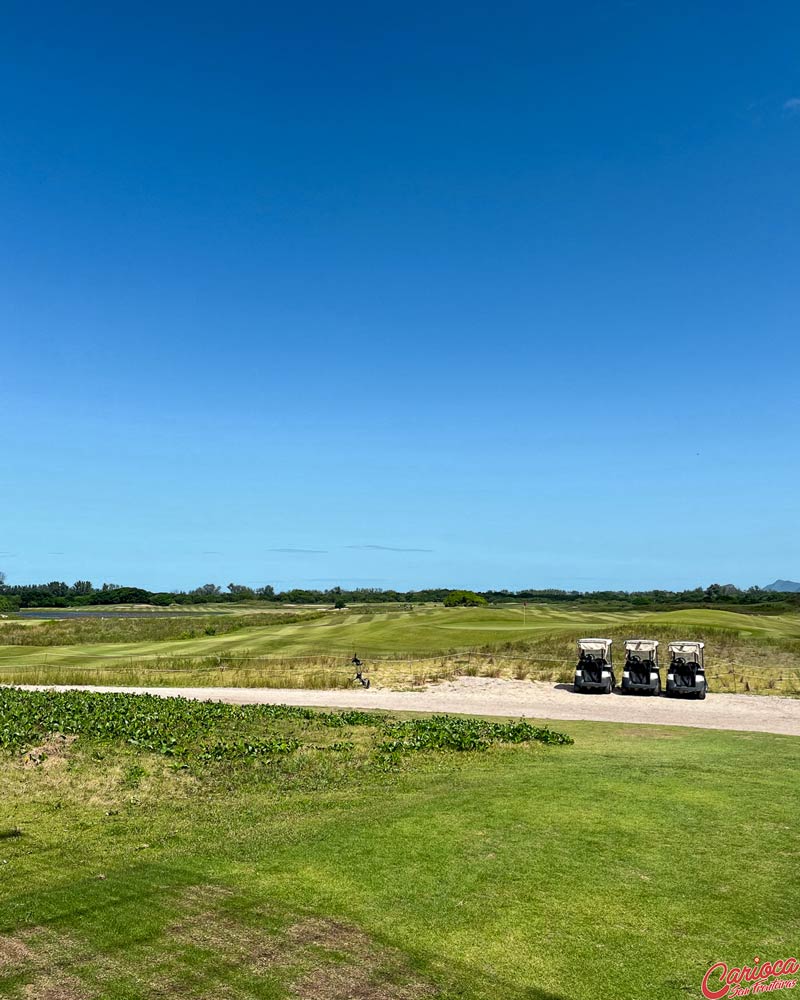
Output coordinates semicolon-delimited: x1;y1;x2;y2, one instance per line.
573;638;615;694
666;641;707;699
621;639;661;695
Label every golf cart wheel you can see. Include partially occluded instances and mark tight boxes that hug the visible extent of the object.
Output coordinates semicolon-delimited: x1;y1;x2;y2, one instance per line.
697;684;706;701
604;681;613;695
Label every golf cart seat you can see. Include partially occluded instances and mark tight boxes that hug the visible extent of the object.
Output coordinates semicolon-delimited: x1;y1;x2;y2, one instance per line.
666;641;707;699
573;638;615;693
621;639;661;695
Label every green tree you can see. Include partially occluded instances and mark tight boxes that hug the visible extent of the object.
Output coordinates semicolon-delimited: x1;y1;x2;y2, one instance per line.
443;590;488;607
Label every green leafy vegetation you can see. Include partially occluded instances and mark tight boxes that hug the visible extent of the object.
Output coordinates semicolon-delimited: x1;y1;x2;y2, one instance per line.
0;688;569;766
377;715;571;755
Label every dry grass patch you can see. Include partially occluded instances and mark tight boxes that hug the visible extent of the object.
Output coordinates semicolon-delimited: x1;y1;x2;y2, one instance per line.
287;918;436;1000
21;978;88;1000
0;927;93;1000
286;916;371;951
0;894;436;999
1;740;201;821
293;961;434;1000
0;936;31;969
23;733;77;768
167;885;284;968
165;889;438;1000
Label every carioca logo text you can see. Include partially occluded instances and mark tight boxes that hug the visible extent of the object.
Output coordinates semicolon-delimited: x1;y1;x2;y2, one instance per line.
702;957;799;999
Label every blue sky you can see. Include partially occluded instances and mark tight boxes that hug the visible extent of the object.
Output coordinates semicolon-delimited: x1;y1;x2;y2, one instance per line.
1;1;798;592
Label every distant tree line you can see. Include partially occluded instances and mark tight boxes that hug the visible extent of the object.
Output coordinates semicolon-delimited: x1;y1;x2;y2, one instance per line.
0;574;797;612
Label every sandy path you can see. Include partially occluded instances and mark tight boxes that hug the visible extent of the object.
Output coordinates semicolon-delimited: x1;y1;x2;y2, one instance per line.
10;677;800;736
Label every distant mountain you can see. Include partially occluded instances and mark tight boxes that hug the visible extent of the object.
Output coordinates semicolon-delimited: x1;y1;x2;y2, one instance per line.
763;580;800;593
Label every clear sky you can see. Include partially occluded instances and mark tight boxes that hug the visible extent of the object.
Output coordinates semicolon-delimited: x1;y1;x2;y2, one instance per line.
2;1;798;593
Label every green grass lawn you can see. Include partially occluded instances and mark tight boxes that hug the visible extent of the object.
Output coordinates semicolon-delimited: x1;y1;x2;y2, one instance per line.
2;605;799;695
0;690;797;999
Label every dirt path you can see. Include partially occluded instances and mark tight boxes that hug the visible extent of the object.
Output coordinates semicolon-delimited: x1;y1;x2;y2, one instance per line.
11;677;800;736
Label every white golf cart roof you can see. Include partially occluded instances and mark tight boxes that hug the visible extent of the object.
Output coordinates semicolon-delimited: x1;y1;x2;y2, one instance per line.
625;639;659;653
578;638;612;654
668;641;705;655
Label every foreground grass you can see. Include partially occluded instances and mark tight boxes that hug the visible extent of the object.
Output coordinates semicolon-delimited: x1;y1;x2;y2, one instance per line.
2;605;799;695
0;692;797;999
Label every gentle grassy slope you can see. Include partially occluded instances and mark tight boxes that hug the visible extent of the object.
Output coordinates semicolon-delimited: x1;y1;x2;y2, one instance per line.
0;606;621;658
0;610;321;647
2;605;799;694
0;694;797;999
